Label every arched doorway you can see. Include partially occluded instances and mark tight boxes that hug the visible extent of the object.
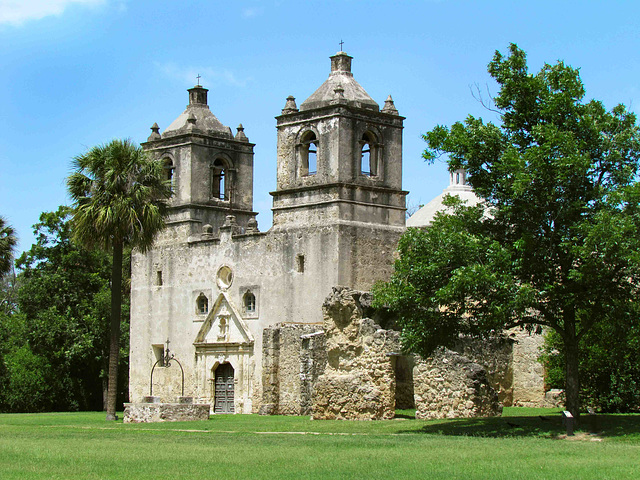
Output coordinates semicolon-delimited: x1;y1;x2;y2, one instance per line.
214;363;235;413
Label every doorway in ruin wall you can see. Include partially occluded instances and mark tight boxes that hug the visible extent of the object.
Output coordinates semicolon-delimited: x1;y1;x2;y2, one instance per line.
214;363;235;413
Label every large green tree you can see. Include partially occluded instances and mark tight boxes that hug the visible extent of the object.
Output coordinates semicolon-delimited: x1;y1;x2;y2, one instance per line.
374;44;640;417
0;207;129;412
67;139;171;420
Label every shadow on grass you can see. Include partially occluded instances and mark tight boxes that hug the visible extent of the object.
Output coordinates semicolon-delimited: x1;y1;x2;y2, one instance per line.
399;413;640;439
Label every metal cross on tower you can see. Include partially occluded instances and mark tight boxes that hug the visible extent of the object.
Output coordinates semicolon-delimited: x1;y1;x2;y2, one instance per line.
196;74;201;86
339;40;344;51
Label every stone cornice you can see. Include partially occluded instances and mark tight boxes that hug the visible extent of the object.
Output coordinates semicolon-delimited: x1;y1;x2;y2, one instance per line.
270;182;408;197
271;197;407;213
276;104;404;129
142;134;255;153
168;203;258;216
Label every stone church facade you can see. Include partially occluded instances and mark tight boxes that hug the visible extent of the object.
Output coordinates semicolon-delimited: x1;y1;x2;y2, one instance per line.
129;51;408;413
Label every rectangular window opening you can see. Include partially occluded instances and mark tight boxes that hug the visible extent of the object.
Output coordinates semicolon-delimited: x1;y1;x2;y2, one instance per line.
308;148;317;175
156;271;163;286
361;149;371;175
152;344;165;366
296;254;305;273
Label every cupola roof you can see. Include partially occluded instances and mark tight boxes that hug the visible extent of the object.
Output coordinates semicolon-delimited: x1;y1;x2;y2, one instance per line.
300;51;379;112
406;170;482;227
163;85;233;138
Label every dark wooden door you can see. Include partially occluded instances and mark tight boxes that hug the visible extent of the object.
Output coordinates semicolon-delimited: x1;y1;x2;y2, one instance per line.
214;363;235;413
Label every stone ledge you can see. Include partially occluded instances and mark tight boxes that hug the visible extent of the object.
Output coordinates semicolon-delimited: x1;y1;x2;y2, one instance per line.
123;403;210;423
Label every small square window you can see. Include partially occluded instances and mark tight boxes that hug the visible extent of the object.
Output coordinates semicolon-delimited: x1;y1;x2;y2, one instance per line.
152;344;165;366
244;291;256;313
196;293;209;314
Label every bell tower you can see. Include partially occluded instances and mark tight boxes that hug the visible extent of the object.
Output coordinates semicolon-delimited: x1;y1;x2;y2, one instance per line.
271;51;407;228
142;85;257;240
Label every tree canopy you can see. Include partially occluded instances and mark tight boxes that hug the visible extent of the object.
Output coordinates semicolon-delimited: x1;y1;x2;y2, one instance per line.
374;44;640;417
67;139;171;420
0;207;129;412
0;216;16;277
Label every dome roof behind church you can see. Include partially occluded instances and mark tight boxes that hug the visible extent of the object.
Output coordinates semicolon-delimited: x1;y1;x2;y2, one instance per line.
163;85;233;139
300;51;379;112
407;169;482;227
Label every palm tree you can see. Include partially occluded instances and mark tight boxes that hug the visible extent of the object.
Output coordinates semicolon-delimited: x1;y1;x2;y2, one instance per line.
0;216;17;277
67;139;172;421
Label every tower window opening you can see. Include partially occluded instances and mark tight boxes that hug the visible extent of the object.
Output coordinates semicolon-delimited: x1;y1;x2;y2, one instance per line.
299;131;318;176
456;172;460;184
196;293;209;314
211;159;228;200
296;254;305;273
163;158;175;191
156;271;163;286
361;145;371;175
360;132;378;176
308;144;317;174
244;291;256;313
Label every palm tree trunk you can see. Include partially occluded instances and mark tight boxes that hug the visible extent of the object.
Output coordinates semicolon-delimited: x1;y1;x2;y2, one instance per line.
105;240;123;421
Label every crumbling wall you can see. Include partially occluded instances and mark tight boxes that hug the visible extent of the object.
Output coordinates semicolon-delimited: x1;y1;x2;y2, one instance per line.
312;287;401;420
260;323;325;415
455;335;514;406
299;331;327;414
413;348;502;420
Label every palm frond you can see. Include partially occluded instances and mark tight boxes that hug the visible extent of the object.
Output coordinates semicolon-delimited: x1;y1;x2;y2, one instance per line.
66;139;172;252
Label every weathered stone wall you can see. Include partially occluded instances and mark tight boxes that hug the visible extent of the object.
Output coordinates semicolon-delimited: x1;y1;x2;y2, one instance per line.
123;402;210;423
510;329;546;407
149;363;188;403
413;348;502;420
454;335;514;406
300;331;327;414
260;323;326;415
312;287;401;420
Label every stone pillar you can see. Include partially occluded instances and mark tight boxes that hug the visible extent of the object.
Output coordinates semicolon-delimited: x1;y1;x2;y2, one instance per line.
259;327;280;415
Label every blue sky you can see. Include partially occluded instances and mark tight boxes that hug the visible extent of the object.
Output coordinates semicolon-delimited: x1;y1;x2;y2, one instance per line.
2;0;640;255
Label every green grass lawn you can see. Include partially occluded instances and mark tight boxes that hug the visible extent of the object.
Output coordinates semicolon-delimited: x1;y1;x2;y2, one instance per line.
0;408;638;479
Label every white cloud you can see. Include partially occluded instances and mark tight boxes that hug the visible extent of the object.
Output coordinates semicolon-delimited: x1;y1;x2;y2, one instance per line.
155;62;249;89
0;0;106;26
242;7;263;18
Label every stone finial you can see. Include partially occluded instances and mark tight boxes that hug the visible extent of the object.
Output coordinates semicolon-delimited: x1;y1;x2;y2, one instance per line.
235;124;248;142
381;95;399;115
223;215;237;227
201;224;215;240
148;122;161;141
281;95;299;114
219;215;241;238
330;84;347;105
246;216;259;233
186;112;197;129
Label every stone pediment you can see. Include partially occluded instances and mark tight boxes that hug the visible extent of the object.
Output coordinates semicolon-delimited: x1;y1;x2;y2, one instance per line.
194;293;254;345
